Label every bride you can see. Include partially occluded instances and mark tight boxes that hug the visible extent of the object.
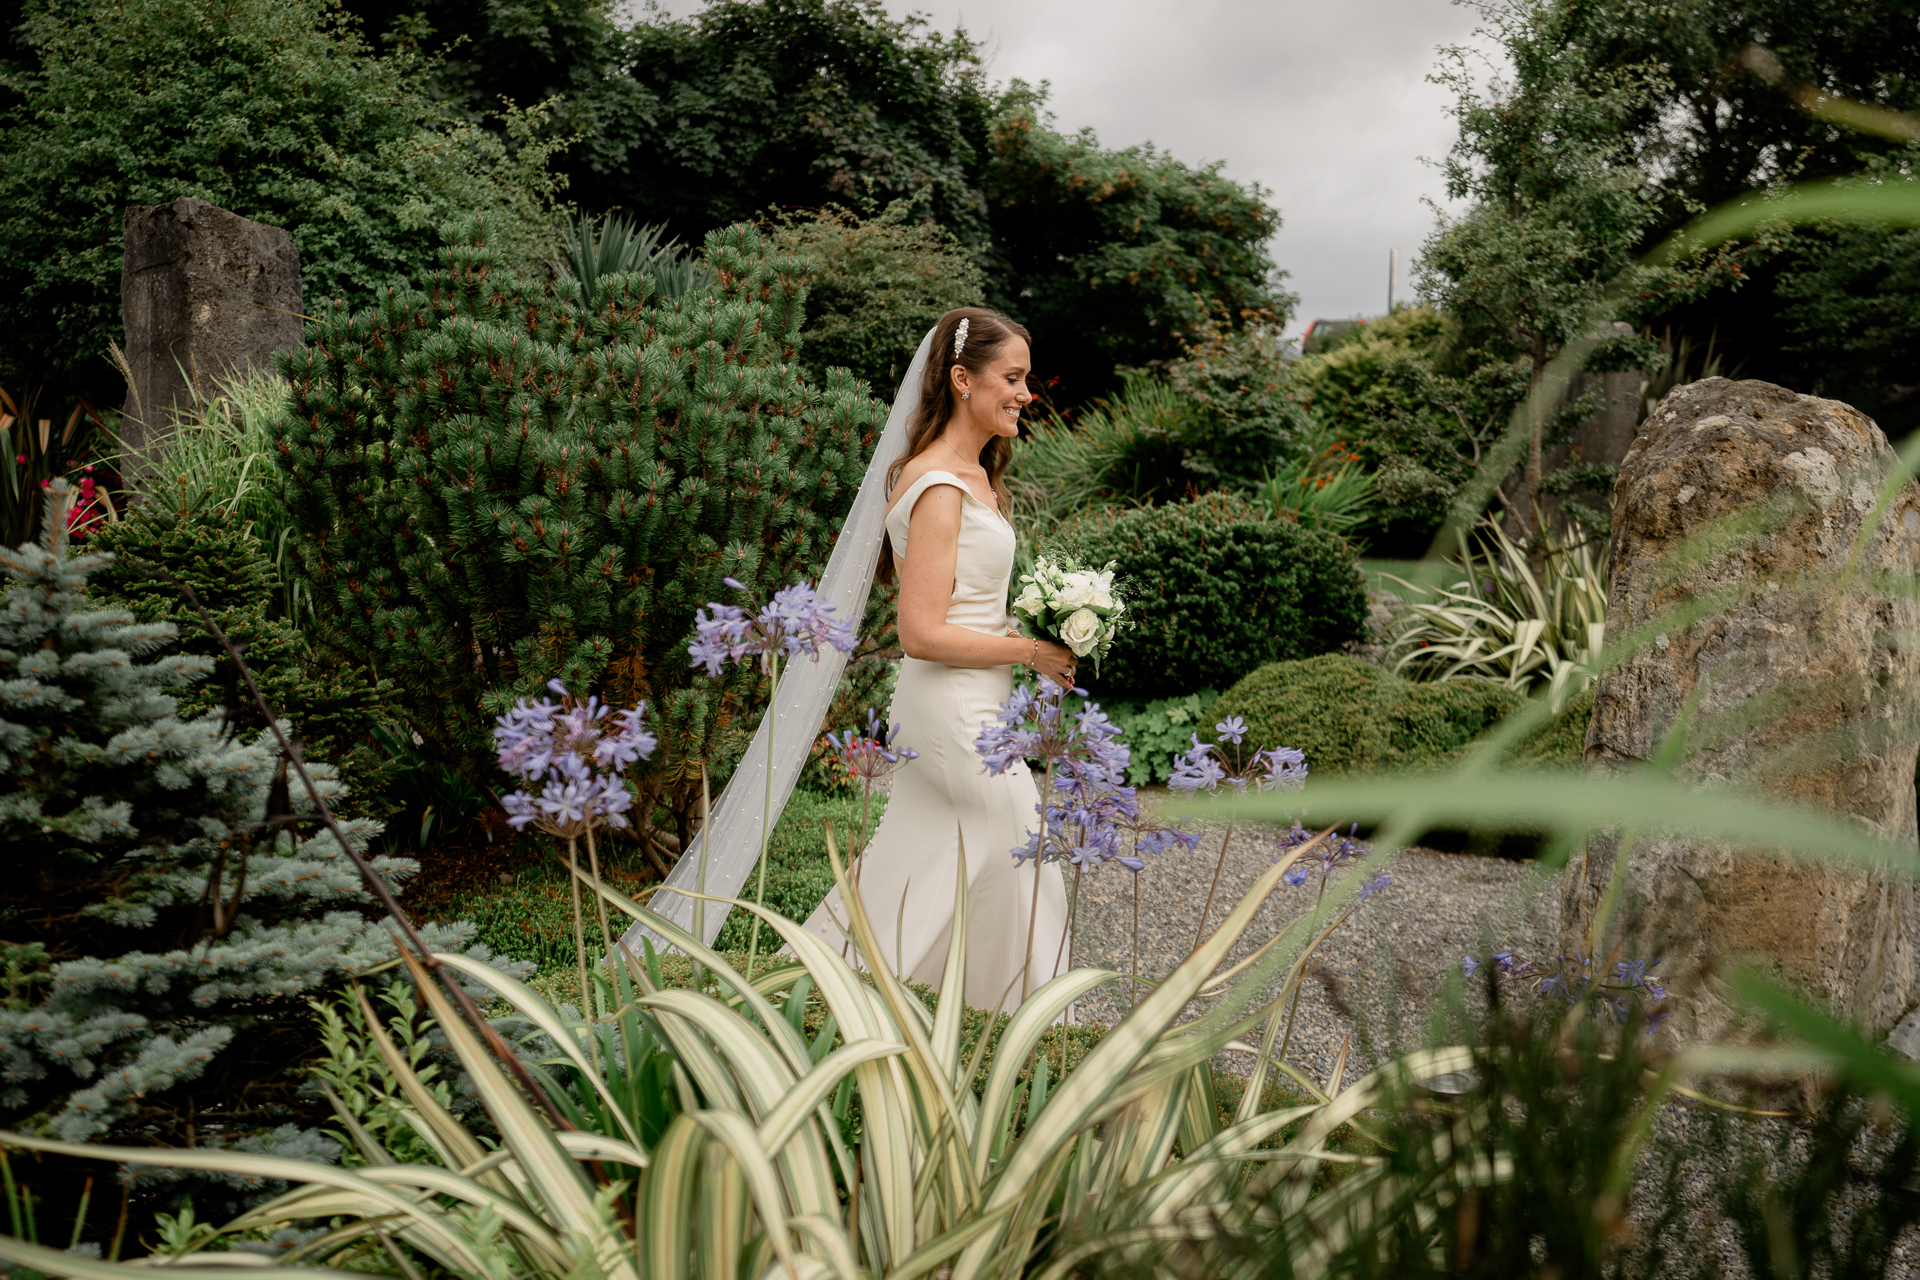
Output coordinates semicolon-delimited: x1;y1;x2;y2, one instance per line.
796;308;1075;1012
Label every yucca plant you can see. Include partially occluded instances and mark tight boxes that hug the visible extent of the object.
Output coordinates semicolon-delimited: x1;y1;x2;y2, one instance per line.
0;804;1400;1280
555;209;714;307
1385;521;1607;709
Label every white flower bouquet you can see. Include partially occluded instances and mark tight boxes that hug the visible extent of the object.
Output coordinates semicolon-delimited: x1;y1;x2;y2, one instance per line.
1012;555;1131;672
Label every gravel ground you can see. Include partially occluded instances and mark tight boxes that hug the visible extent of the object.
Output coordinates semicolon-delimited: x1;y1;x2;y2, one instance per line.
1061;797;1561;1085
1050;797;1920;1277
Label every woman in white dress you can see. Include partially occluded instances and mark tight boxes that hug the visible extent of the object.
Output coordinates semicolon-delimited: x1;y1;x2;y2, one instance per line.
799;308;1077;1013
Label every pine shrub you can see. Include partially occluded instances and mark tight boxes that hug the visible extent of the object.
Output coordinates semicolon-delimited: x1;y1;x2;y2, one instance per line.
1044;494;1368;700
86;497;400;814
0;486;516;1166
273;219;886;847
1209;653;1526;773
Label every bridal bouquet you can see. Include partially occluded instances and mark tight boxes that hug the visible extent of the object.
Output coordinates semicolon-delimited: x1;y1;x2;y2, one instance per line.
1012;555;1131;671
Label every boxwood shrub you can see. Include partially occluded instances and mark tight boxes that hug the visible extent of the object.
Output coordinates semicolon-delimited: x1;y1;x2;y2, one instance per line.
1208;654;1595;773
1044;494;1369;700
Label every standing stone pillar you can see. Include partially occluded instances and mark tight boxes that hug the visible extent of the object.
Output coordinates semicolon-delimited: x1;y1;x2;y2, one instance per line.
1562;377;1920;1039
120;199;304;483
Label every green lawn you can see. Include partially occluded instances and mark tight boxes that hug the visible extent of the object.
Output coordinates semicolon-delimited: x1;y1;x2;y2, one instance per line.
1360;556;1454;596
437;789;885;974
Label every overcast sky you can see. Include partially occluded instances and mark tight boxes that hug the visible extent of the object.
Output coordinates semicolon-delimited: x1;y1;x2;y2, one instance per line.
648;0;1500;339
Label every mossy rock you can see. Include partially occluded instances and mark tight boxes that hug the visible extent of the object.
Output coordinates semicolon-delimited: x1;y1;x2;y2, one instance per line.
1210;653;1532;773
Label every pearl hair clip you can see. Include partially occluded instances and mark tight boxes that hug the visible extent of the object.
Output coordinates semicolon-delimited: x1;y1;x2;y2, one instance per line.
952;317;969;360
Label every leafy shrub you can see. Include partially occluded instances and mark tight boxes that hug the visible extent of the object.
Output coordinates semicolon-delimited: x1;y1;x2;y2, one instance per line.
87;498;399;815
273;220;884;853
1007;378;1190;523
1159;311;1314;486
1209;653;1525;773
0;0;569;400
0;487;514;1168
1066;689;1220;785
769;203;986;394
1044;494;1369;700
1288;306;1532;554
1508;686;1594;767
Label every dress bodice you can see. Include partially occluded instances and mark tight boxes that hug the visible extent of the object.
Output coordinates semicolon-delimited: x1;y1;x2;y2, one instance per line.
885;470;1017;635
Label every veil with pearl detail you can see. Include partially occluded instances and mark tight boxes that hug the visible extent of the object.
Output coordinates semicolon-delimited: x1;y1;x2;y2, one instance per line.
615;327;935;953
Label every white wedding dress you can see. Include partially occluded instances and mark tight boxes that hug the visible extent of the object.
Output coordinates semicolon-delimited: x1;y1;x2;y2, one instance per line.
798;471;1069;1013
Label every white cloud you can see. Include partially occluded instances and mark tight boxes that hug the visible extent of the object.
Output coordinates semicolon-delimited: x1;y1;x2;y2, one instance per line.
636;0;1501;338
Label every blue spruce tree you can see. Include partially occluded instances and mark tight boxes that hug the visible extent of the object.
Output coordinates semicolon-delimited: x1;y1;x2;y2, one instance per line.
0;481;522;1206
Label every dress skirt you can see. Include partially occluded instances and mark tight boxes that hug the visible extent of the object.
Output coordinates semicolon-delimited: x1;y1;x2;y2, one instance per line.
799;655;1069;1014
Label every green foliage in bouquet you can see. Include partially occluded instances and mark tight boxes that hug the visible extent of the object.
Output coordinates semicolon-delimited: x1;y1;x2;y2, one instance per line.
0;485;514;1179
86;498;400;816
1044;494;1369;700
273;219;884;849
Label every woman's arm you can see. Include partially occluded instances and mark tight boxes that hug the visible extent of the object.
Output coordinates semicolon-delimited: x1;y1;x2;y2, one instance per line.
896;486;1077;685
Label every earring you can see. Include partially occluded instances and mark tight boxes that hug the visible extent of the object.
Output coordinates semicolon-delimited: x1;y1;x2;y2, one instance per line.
962;393;970;400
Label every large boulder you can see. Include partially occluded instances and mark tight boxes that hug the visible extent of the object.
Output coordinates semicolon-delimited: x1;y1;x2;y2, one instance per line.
119;199;303;482
1561;378;1920;1038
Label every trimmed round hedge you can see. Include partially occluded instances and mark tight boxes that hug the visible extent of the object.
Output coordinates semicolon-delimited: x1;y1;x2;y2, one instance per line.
1207;654;1594;774
1044;494;1369;700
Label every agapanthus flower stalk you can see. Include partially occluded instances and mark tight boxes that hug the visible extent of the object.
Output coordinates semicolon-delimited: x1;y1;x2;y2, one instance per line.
689;576;855;979
825;707;918;882
1170;717;1309;951
494;679;657;1041
977;677;1131;999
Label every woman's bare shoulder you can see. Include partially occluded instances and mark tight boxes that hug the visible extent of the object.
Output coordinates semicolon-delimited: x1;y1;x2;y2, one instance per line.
887;453;965;511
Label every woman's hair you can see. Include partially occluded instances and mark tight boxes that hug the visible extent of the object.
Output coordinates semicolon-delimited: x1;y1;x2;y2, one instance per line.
875;307;1031;584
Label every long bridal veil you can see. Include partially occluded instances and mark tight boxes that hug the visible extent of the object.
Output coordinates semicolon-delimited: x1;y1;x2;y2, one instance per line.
617;327;935;952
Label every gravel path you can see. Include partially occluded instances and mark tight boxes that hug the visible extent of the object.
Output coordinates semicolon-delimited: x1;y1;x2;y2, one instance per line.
1061;795;1561;1085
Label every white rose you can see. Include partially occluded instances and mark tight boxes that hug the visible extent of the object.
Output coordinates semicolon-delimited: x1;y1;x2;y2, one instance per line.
1014;582;1044;615
1056;571;1098;609
1058;607;1102;656
1090;569;1116;610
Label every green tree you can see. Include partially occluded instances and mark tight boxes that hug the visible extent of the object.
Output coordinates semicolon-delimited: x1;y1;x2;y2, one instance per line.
768;203;986;394
273;219;882;856
0;0;568;403
1417;0;1709;546
605;0;994;246
981;88;1291;402
1554;0;1920;427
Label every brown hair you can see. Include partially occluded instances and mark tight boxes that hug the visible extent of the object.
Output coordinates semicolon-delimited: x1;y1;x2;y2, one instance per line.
876;307;1031;584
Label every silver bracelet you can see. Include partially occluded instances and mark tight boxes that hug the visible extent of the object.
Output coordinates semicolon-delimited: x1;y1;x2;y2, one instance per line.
1031;637;1039;669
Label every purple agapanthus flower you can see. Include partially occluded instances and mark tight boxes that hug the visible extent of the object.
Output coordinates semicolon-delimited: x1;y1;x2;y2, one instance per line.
1278;822;1379;889
493;679;656;838
1461;949;1670;1033
1168;718;1309;797
689;576;855;676
978;678;1141;870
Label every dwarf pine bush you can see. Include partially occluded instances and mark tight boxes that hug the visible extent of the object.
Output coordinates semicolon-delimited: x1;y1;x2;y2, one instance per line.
273;218;882;847
0;484;514;1161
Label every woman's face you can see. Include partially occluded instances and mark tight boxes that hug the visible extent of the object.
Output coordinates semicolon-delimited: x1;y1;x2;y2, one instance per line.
953;336;1032;439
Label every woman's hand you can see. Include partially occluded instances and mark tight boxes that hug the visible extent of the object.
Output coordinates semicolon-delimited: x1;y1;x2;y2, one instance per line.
1028;637;1079;688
